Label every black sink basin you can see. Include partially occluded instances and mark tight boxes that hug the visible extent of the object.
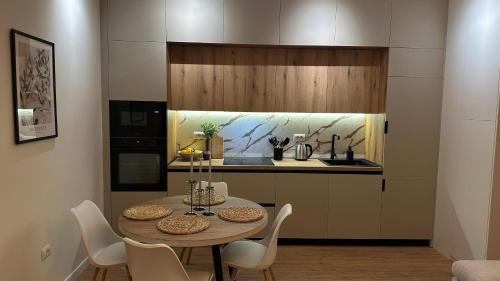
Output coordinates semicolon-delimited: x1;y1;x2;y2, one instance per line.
319;159;379;167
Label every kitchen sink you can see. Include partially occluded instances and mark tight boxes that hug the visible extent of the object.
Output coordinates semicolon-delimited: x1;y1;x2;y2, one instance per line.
319;159;379;167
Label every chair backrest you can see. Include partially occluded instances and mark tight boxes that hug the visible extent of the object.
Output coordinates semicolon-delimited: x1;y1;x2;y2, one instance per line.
200;181;229;197
71;200;120;265
258;204;292;269
124;238;191;281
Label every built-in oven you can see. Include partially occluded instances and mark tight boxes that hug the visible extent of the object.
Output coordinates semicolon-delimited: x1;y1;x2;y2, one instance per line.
110;101;166;139
110;138;166;191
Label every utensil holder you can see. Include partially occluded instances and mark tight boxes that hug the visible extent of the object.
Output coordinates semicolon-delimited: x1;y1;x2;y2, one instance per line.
273;148;283;161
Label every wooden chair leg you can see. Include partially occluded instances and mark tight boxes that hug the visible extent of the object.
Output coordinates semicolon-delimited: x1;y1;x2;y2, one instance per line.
125;266;133;281
179;247;186;261
186;248;193;264
100;268;108;281
269;267;277;281
263;270;270;281
91;267;100;281
229;268;239;281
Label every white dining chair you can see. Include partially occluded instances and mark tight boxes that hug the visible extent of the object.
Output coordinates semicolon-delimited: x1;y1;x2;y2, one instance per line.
179;181;228;264
71;200;130;281
124;237;213;281
221;204;292;281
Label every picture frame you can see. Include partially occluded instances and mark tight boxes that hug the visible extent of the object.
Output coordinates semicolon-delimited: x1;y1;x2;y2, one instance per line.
10;29;58;144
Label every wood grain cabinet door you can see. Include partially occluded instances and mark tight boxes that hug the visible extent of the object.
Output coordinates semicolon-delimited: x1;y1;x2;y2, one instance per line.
328;174;382;238
276;173;329;238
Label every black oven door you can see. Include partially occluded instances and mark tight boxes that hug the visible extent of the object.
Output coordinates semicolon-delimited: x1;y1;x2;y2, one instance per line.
111;139;166;191
109;101;166;139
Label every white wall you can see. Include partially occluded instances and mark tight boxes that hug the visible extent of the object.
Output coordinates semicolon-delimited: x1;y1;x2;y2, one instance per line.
0;1;103;281
434;0;500;260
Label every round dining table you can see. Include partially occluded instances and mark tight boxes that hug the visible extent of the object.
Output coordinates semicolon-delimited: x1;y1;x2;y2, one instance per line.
118;195;268;281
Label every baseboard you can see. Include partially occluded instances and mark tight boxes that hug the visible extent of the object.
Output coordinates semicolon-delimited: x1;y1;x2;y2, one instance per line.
63;257;89;281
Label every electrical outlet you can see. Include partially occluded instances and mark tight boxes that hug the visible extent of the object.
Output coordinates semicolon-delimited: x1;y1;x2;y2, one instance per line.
193;131;205;139
293;134;306;142
40;244;51;261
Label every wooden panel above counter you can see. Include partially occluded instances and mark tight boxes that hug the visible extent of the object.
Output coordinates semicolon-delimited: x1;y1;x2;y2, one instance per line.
168;43;388;113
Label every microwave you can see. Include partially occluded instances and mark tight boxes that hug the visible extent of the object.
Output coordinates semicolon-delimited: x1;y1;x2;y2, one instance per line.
109;101;166;139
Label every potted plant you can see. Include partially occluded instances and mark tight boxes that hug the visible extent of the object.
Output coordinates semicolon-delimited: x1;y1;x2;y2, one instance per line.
200;121;220;160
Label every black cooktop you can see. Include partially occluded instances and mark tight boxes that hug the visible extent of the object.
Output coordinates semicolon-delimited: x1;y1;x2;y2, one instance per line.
223;157;274;166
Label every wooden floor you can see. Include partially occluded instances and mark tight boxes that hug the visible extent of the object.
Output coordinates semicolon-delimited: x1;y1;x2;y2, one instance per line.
76;245;452;281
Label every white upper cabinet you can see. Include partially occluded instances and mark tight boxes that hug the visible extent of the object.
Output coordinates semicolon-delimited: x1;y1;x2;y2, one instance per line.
108;0;166;42
165;0;224;43
109;41;167;102
334;0;391;46
224;0;280;45
279;0;336;46
390;0;448;48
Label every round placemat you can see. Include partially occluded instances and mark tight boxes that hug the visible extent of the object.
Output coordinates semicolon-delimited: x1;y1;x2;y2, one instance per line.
183;194;226;206
123;205;173;221
157;215;210;235
218;207;264;223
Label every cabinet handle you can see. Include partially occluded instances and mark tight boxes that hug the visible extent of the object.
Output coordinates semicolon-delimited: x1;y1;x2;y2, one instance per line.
384;121;389;134
382;179;386;192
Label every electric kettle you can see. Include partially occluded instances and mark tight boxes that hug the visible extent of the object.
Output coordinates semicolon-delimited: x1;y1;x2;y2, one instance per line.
295;142;313;161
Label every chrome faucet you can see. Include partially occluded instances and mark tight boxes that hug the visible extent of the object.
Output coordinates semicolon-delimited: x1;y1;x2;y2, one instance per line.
331;134;341;159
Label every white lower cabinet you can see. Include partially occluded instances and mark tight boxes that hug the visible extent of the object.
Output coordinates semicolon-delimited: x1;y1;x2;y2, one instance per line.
167;172;223;196
380;177;436;239
328;174;383;239
222;172;276;204
276;173;329;238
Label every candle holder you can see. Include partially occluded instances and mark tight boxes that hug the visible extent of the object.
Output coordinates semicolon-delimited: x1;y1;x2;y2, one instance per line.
193;182;206;211
184;179;197;216
202;184;215;216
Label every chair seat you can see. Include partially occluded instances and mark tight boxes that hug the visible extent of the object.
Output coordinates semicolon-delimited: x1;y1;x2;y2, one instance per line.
452;260;500;281
92;241;127;267
187;269;213;281
221;240;267;270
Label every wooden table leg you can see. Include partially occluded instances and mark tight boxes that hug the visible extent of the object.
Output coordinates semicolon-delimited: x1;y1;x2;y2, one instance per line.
211;245;224;281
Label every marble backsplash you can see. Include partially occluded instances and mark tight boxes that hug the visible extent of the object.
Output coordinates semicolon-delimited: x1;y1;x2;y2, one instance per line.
174;111;368;158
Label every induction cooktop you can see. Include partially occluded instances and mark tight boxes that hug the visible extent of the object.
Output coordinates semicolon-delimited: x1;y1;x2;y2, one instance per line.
223;157;274;166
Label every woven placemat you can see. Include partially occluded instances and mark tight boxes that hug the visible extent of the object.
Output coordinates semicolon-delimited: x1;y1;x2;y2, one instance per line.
218;207;264;223
123;205;173;221
183;194;226;206
157;215;210;235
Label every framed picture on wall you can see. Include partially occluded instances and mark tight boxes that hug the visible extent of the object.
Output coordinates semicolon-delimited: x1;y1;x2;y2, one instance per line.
10;29;58;144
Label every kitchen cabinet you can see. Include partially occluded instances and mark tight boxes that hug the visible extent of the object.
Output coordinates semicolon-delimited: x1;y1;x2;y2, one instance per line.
388;48;445;78
384;77;442;178
168;44;387;113
165;0;223;43
222;173;276;204
167;172;223;196
380;177;436;239
108;0;166;42
253;207;275;238
109;41;167;101
279;0;336;46
390;0;448;48
168;44;224;110
223;48;282;112
276;174;329;238
328;175;382;238
335;0;391;46
111;191;168;233
275;48;329;113
224;0;280;45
